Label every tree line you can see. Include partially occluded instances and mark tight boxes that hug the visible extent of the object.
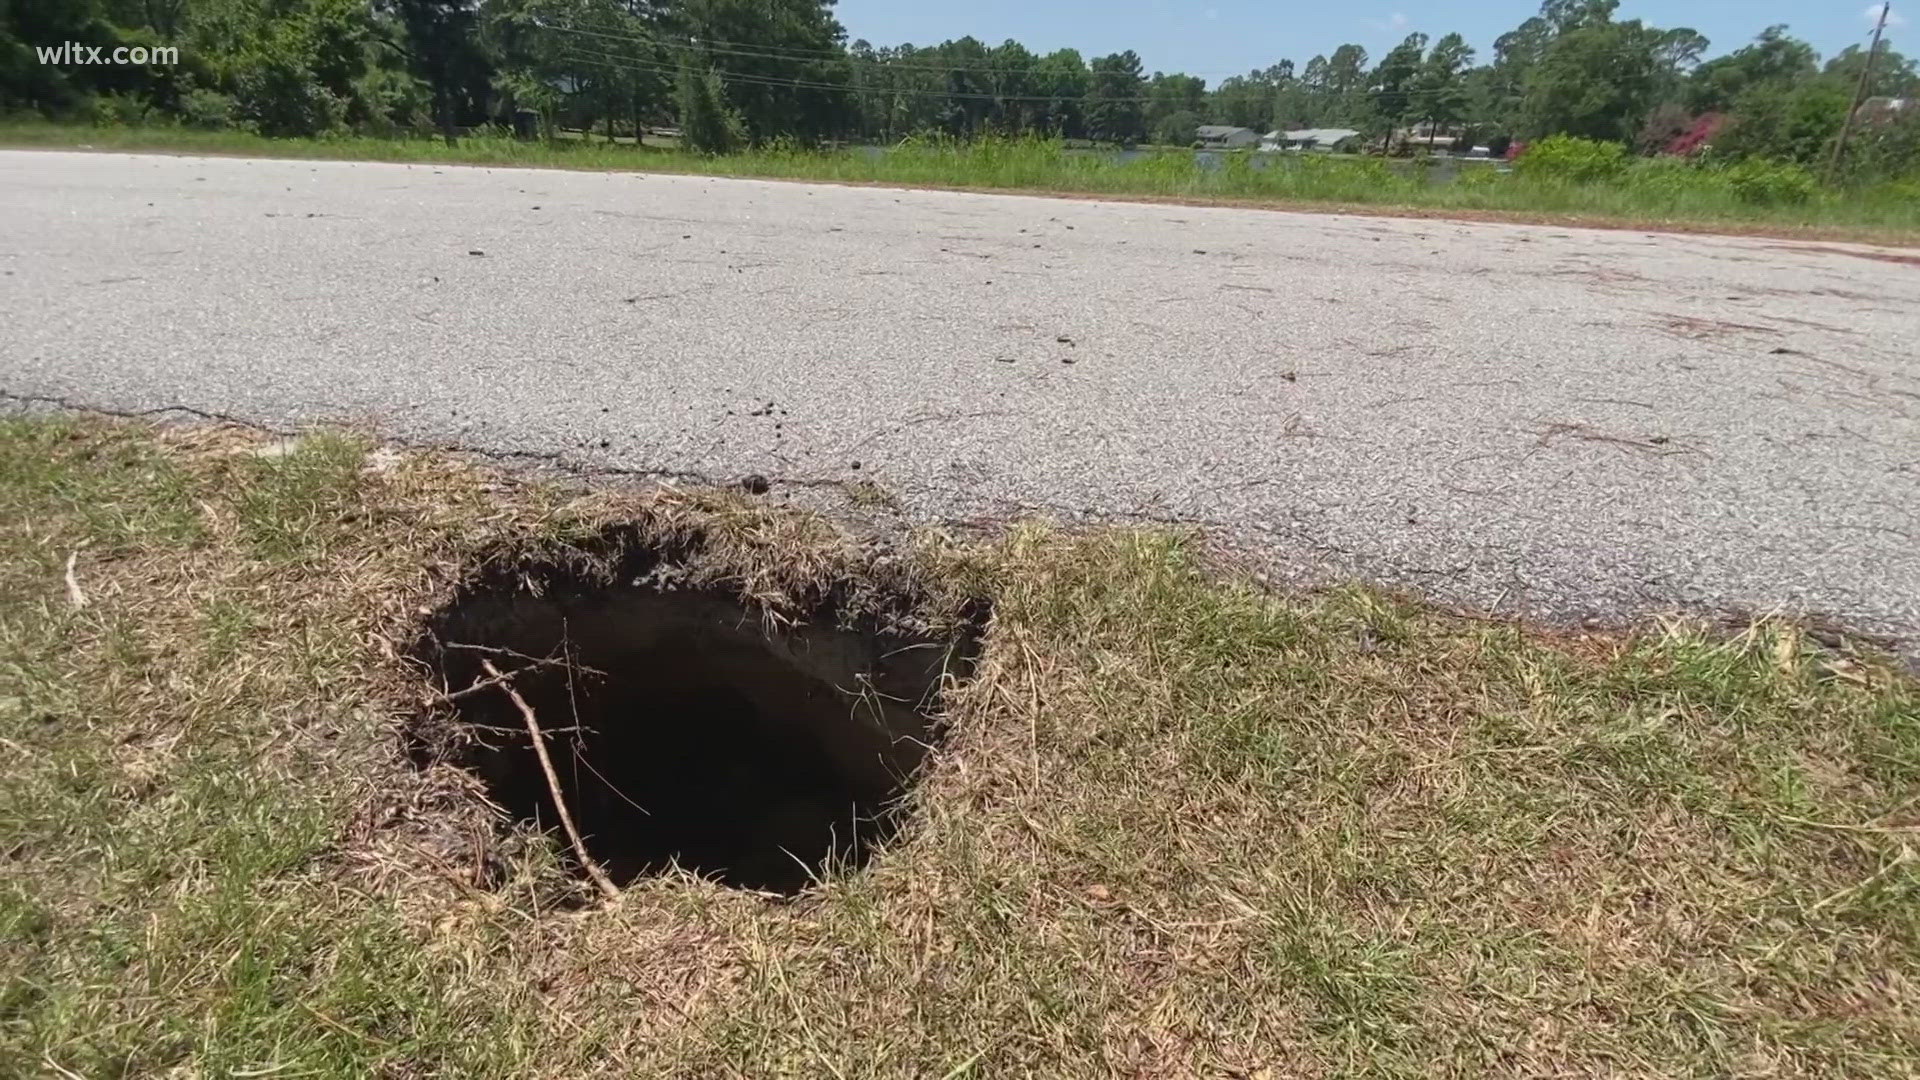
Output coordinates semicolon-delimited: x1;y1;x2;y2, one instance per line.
4;0;1916;174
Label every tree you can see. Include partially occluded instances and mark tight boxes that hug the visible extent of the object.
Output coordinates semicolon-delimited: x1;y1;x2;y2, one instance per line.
934;35;991;136
5;0;1913;182
382;0;489;141
481;0;568;136
1415;32;1474;146
1208;63;1295;133
1034;48;1088;138
1649;27;1709;104
1523;19;1661;142
1324;43;1369;121
1295;54;1330;123
675;59;741;152
988;39;1040;133
1847;105;1920;181
1716;81;1849;165
230;10;361;136
1270;87;1309;129
2;0;120;113
1540;0;1618;33
674;0;848;145
1825;43;1919;102
1210;74;1270;130
852;41;946;141
1652;27;1709;74
1688;25;1817;113
1369;32;1427;151
1152;108;1197;146
1145;71;1204;137
520;0;667;142
1085;50;1144;144
1486;16;1551;132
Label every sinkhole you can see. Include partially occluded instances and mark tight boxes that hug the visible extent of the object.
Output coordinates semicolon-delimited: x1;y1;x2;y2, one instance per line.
412;554;980;896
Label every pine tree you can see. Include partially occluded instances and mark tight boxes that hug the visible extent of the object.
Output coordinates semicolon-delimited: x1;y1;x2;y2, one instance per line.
676;62;741;154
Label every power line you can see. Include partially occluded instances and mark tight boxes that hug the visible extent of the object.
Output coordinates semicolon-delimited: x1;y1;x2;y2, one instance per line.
540;20;1702;110
556;44;1445;112
540;22;1153;81
554;43;1165;104
559;42;1513;112
541;21;1259;79
609;25;1156;69
546;19;1711;77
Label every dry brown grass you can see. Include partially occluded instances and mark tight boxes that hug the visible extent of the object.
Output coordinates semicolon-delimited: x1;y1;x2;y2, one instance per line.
2;415;1917;1078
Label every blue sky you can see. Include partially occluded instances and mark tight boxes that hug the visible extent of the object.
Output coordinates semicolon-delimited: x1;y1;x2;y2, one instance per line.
831;2;1904;80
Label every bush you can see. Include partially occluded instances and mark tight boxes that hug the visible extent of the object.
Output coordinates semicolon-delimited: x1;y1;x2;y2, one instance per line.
1716;84;1848;167
1296;152;1394;185
1842;108;1920;184
1881;178;1920;203
1270;152;1419;201
1152;109;1198;148
677;65;744;154
1120;147;1204;189
1622;156;1727;199
1513;134;1628;183
1666;113;1724;157
1454;164;1505;189
351;66;432;137
233;54;346;137
1723;158;1817;205
180;88;235;130
85;93;149;126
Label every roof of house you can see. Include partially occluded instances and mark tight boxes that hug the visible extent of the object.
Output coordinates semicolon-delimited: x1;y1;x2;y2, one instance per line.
1276;127;1361;144
1196;125;1256;138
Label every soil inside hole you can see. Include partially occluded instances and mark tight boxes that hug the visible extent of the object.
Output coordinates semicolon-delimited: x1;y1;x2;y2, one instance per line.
416;587;975;895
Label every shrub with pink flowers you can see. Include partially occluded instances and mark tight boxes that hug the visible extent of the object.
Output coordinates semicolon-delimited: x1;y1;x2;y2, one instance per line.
1666;114;1724;158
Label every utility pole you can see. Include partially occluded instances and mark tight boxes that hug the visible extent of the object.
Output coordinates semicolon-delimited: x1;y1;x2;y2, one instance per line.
1830;1;1892;179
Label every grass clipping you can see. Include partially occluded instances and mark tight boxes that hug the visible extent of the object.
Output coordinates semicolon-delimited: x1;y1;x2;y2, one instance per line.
2;415;1917;1078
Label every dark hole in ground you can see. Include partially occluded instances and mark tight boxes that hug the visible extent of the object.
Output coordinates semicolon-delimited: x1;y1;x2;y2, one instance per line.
413;564;979;896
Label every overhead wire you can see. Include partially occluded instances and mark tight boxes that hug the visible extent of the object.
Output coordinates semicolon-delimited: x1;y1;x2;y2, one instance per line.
540;18;1731;75
536;19;1746;111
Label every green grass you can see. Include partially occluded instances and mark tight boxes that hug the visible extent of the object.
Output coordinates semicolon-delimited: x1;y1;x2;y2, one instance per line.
2;415;1918;1076
6;119;1918;240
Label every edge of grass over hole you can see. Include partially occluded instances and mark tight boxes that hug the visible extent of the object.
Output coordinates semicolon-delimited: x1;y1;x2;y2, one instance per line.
404;519;988;901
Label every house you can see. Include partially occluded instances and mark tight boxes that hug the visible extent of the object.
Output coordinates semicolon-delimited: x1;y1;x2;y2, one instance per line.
1263;127;1361;152
1401;120;1466;149
1859;97;1912;125
1196;125;1259;150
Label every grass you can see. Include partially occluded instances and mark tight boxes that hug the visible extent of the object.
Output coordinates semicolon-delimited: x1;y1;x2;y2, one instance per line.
3;414;1918;1077
6;119;1919;242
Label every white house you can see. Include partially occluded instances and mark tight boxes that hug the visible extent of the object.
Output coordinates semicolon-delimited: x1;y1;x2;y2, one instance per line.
1196;125;1260;150
1262;127;1361;152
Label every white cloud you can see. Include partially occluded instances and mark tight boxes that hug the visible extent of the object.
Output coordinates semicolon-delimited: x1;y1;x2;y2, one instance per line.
1864;2;1907;27
1205;6;1220;19
1365;13;1410;34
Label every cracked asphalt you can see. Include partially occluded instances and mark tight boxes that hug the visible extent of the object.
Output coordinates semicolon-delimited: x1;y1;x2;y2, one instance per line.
4;149;1919;647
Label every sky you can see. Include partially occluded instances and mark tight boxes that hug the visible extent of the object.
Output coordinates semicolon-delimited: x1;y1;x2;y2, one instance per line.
830;1;1905;80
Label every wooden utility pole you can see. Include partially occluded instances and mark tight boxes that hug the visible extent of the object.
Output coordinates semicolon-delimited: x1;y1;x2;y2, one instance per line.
1830;2;1892;179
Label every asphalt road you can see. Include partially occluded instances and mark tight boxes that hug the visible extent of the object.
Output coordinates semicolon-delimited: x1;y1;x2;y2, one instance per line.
4;150;1918;647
